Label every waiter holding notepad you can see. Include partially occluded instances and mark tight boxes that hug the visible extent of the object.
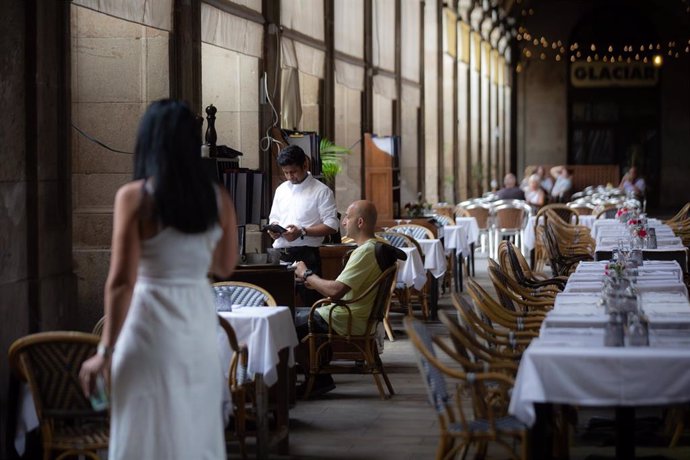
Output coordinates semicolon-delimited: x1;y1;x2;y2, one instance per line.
267;145;339;308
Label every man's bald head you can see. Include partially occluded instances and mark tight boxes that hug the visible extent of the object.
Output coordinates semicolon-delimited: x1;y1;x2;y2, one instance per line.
345;200;378;240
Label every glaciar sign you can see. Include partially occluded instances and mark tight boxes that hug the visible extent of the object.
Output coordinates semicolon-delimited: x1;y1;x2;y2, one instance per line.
570;62;659;88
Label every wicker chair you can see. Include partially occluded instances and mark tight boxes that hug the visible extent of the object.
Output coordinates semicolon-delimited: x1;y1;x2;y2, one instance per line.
9;332;109;460
492;201;531;260
376;231;430;322
487;259;556;313
595;206;619;219
218;315;250;459
498;241;566;292
567;201;595;216
463;203;492;261
451;292;534;354
388;224;435;240
437;310;521;375
91;317;105;337
301;265;398;400
404;316;528;460
212;281;277;309
533;204;579;271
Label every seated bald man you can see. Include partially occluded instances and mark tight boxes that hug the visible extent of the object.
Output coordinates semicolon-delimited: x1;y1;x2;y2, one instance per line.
497;173;525;200
293;200;383;395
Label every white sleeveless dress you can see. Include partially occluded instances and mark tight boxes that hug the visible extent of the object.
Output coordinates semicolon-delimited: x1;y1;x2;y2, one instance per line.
109;223;226;459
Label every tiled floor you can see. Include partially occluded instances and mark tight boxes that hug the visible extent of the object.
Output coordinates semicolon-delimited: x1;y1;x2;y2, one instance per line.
239;251;690;459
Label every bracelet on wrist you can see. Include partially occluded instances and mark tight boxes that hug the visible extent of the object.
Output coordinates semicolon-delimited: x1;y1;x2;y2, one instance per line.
97;343;113;358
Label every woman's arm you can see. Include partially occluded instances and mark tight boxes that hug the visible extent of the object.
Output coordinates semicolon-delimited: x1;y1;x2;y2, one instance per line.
210;186;239;278
80;181;143;395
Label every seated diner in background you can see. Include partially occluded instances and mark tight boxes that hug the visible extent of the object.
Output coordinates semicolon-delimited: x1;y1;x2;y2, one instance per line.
525;174;546;209
550;165;573;203
619;165;646;201
292;200;382;396
496;173;526;200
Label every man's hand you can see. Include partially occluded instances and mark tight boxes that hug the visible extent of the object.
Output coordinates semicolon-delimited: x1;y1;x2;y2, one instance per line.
267;222;281;240
294;261;308;279
283;225;302;242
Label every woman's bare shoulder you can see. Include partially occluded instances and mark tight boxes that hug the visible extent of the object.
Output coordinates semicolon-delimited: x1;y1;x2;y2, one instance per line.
114;180;145;211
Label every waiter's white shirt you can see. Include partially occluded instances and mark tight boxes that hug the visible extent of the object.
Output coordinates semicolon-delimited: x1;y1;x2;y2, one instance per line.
269;173;339;248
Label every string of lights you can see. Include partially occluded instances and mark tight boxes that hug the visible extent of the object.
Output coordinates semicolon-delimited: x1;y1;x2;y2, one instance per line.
512;0;690;64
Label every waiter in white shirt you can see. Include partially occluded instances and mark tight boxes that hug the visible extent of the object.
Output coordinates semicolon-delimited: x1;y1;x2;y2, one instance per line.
268;145;339;308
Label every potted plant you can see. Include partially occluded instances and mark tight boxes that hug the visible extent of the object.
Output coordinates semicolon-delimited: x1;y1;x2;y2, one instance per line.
319;137;351;190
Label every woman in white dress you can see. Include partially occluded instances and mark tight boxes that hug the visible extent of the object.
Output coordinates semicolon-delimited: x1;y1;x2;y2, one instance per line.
80;100;238;459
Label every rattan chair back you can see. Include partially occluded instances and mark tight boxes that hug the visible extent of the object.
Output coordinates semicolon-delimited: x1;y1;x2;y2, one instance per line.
9;332;108;460
212;281;277;308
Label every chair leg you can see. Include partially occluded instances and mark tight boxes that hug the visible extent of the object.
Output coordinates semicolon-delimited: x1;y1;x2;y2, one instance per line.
375;352;395;396
383;316;395;342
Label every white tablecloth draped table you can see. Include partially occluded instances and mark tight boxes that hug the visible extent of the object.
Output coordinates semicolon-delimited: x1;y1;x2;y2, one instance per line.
453;217;480;249
218;306;297;387
398;246;427;290
510;259;690;432
218;306;297;459
416;239;447;279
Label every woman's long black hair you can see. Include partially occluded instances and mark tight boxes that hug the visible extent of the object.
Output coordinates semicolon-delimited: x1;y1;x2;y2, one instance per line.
133;99;218;233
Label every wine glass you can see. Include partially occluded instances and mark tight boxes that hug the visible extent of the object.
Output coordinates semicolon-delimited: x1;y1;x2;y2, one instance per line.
404;219;412;225
395;219;402;226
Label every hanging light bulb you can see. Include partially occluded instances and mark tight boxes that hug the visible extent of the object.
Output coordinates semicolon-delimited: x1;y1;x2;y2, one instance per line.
533;39;539;46
591;44;596;51
618;55;622;61
587;56;592;62
556;54;562;61
570;55;576;62
626;57;632;63
643;56;648;63
653;55;663;67
540;52;546;60
560;47;565;54
635;53;640;60
552;42;557;49
594;53;599;60
517;34;523;41
608;45;613;53
603;56;608;62
576;50;582;58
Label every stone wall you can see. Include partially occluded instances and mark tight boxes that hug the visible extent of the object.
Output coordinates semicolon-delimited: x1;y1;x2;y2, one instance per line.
70;5;169;331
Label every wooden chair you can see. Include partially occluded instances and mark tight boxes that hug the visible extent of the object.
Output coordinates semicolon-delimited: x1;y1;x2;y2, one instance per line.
9;332;109;460
404;316;528;460
567;201;595;216
498;241;566;292
218;315;250;459
533;204;579;272
437;310;521;375
91;316;105;337
301;265;398;400
376;231;430;321
492;201;531;259
466;277;545;333
388;223;435;240
595;205;618;219
212;281;278;309
451;292;534;354
488;258;556;313
463;203;492;263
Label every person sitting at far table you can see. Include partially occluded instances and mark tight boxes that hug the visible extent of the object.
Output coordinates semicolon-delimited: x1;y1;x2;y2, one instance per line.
525;174;546;209
550;165;573;202
292;200;383;396
619;165;646;201
497;173;525;200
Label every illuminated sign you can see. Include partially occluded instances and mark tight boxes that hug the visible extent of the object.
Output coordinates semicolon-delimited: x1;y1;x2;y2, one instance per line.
570;62;659;87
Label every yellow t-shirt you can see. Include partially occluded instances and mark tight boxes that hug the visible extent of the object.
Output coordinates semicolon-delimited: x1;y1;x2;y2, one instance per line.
316;239;383;336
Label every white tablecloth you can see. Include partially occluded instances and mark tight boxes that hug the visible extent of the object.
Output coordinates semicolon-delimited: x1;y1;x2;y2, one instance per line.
454;217;480;246
398;247;427;290
218;306;297;387
509;338;690;426
417;239;447;279
443;225;469;256
510;261;690;427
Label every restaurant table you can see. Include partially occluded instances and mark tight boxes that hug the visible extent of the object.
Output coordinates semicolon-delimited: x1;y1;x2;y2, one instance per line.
509;260;690;459
522;214;597;253
448;217;480;288
218;306;298;459
417;239;447;319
